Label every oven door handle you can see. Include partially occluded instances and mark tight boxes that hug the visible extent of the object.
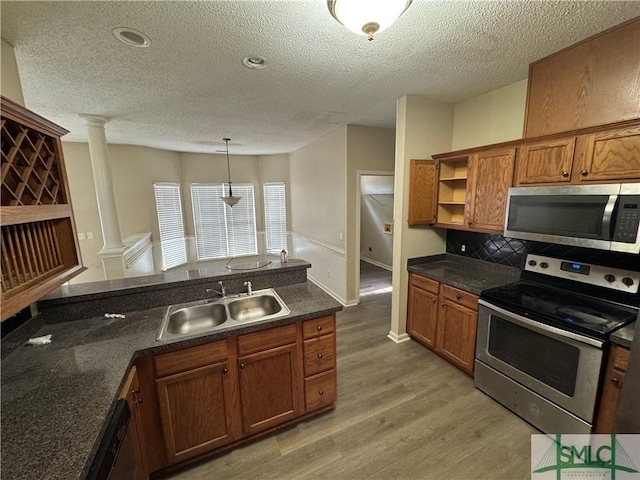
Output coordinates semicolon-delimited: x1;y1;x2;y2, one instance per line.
478;299;604;349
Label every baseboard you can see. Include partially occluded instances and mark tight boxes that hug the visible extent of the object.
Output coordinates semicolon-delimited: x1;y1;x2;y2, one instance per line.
360;256;392;272
306;275;357;307
387;331;410;344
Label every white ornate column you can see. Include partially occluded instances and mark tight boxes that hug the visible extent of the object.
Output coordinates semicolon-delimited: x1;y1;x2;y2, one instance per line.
80;114;126;279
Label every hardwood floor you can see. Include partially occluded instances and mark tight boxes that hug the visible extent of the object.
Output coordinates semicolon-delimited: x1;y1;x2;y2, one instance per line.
167;268;536;480
359;260;392;297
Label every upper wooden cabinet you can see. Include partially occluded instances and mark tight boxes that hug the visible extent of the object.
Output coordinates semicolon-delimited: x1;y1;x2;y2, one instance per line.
515;138;576;185
516;125;640;186
466;148;516;231
431;147;515;233
407;159;437;226
1;96;84;320
579;125;640;182
525;18;640;138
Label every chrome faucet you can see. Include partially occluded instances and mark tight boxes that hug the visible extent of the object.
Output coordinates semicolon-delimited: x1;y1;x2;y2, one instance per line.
244;281;253;296
206;281;227;299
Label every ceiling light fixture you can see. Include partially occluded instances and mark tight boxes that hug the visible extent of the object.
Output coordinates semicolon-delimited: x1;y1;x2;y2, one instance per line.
242;56;267;70
221;138;241;207
327;0;412;41
112;27;151;47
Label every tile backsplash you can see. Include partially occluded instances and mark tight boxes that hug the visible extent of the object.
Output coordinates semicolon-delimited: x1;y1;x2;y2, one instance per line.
446;230;639;270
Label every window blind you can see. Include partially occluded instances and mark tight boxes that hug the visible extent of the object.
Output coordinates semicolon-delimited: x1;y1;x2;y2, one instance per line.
263;182;287;254
191;183;257;260
153;183;187;270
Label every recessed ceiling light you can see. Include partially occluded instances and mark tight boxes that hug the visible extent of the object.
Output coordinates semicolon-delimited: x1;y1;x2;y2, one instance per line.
242;56;267;70
112;27;151;48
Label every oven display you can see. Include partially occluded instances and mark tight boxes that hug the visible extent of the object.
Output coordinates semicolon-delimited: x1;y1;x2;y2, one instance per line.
560;262;591;275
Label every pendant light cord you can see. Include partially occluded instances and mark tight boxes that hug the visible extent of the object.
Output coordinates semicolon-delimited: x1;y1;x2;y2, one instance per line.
224;137;233;197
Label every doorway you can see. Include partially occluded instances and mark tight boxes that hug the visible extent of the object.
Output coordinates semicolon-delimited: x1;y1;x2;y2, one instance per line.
357;172;394;298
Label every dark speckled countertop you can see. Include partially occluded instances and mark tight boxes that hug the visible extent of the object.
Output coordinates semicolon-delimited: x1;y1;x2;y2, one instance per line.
611;323;636;349
407;254;521;295
1;281;341;480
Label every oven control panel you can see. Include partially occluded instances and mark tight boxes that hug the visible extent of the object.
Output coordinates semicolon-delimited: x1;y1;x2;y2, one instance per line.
524;254;639;294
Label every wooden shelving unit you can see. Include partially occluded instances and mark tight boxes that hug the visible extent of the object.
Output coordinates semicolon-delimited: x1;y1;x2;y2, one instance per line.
1;96;84;320
436;157;468;226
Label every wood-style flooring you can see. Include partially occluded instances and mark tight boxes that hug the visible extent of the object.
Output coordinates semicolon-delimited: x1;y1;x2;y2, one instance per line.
167;262;536;479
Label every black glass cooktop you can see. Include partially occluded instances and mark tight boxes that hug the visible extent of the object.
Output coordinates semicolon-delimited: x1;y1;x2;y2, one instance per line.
481;281;638;340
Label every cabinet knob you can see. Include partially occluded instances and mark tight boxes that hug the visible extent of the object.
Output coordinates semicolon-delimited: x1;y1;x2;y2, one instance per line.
455;295;462;300
611;377;622;386
136;398;143;404
431;298;436;304
223;367;229;374
562;171;569;177
131;387;140;395
317;326;322;331
317;353;323;359
240;363;246;369
580;170;588;176
318;390;324;396
441;303;445;307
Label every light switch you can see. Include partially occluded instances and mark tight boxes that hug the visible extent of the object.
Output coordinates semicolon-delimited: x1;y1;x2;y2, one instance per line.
87;232;93;240
78;232;86;240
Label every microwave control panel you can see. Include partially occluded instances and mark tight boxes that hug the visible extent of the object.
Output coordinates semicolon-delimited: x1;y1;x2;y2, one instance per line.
612;195;640;243
525;254;639;294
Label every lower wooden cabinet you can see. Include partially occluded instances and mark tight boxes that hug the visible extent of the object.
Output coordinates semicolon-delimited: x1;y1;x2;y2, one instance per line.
238;342;302;435
407;274;479;376
120;366;149;480
144;315;336;471
156;361;240;463
594;344;630;433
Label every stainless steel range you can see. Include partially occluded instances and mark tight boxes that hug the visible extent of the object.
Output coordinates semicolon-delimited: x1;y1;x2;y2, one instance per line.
474;254;639;434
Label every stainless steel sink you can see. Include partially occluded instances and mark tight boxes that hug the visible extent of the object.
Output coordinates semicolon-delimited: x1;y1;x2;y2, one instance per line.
166;303;228;335
157;288;290;341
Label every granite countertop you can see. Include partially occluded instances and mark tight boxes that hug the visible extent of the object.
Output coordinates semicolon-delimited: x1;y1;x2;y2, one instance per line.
611;322;636;349
1;281;341;480
407;254;521;295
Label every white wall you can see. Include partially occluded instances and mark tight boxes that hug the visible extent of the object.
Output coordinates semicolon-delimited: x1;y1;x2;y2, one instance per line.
346;125;395;301
390;96;452;342
289;127;348;303
1;38;25;106
452;79;528;150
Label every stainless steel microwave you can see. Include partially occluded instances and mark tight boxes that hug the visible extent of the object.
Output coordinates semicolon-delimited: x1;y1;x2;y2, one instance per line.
504;183;640;253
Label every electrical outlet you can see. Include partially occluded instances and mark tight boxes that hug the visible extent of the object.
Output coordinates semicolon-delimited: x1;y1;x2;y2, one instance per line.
327;270;331;278
87;232;93;240
461;244;466;252
369;247;372;252
339;231;343;241
78;232;86;240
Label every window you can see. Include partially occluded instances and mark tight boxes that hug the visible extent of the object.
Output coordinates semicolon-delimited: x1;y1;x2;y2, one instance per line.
191;183;257;260
263;182;287;254
153;183;187;270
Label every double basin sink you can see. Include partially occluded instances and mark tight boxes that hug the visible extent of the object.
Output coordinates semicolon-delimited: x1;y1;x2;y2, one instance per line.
157;288;290;341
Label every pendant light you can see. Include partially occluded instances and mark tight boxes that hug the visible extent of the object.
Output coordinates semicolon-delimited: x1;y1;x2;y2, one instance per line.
221;138;241;207
327;0;412;41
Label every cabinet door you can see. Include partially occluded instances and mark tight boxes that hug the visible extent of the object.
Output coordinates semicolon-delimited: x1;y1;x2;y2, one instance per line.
408;159;438;226
155;361;239;464
466;148;515;232
436;299;478;376
579;126;640;182
121;367;148;480
594;345;630;433
238;342;303;436
407;283;439;350
515;138;575;185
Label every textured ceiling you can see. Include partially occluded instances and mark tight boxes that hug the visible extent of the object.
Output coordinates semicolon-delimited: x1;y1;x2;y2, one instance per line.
1;1;639;155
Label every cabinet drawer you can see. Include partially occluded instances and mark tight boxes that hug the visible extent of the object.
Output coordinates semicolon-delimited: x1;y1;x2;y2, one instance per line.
440;284;478;311
305;369;337;411
237;323;297;356
303;333;336;376
154;340;229;377
611;345;630;372
302;315;335;339
409;273;439;294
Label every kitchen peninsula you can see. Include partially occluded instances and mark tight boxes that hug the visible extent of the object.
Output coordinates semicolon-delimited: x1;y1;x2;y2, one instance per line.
1;259;342;479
